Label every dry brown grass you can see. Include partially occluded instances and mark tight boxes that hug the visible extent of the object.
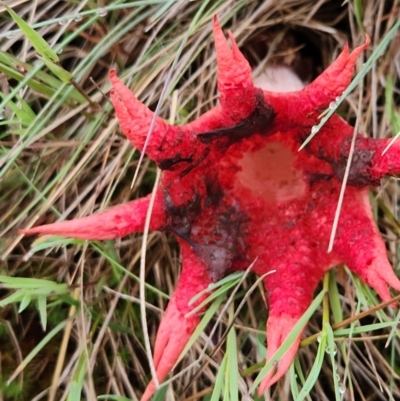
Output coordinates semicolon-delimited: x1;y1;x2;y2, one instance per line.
1;1;400;400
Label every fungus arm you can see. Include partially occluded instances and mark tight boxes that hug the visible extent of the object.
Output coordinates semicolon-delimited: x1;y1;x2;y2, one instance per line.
333;188;400;301
259;254;324;394
141;240;213;401
20;192;165;240
264;37;370;135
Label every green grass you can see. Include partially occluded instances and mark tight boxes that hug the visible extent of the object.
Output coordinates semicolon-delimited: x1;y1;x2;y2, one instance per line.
1;1;400;400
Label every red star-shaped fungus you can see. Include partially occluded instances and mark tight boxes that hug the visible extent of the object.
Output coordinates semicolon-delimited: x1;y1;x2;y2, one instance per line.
21;16;400;400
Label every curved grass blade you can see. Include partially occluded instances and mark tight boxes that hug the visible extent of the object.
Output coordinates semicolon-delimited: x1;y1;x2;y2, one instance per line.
3;4;59;62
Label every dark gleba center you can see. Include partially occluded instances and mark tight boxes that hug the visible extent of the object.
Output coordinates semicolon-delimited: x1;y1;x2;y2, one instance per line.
163;182;249;282
162;140;306;282
159;95;313;282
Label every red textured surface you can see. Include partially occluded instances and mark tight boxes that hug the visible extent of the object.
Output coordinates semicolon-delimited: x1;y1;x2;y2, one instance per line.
22;16;400;400
20;193;165;239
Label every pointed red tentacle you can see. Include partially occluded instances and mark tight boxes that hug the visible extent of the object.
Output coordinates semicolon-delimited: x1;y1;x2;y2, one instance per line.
286;116;400;186
360;137;400;182
304;123;400;186
20;192;165;240
333;188;400;302
303;35;370;108
212;16;258;121
109;70;169;156
110;70;200;168
212;17;253;92
141;241;213;401
264;37;370;133
259;314;303;394
259;257;324;393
